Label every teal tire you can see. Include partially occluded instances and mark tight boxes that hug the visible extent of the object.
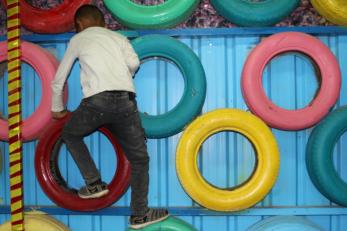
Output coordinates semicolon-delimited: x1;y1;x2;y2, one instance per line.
132;35;206;138
127;216;197;231
306;106;347;206
246;216;324;231
103;0;199;29
211;0;300;27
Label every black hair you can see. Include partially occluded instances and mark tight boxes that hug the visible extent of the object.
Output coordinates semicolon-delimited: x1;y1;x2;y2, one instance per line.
74;5;105;26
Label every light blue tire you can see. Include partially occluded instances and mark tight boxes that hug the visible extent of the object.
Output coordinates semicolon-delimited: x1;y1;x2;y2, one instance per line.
132;35;206;138
246;216;325;231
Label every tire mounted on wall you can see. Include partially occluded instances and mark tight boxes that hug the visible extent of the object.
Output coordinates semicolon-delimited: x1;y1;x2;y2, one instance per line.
242;32;341;130
211;0;300;27
131;35;206;138
35;113;131;211
0;211;70;231
0;41;62;141
246;216;324;231
310;0;347;26
103;0;199;29
306;106;347;206
127;216;198;231
176;109;280;211
2;0;91;33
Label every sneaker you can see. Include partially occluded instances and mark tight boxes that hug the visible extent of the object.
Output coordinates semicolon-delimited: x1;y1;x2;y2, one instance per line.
130;208;169;229
78;181;109;199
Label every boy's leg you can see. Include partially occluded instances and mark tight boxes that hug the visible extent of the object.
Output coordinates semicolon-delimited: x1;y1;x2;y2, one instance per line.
106;95;168;228
62;101;104;185
107;99;149;216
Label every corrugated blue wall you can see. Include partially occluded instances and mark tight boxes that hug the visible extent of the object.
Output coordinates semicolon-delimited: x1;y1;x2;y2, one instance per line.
0;30;347;230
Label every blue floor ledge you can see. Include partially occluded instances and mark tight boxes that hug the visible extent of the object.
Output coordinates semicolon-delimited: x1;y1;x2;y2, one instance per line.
0;206;346;216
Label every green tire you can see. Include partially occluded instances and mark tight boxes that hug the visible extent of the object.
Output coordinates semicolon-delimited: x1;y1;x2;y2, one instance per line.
127;216;197;231
103;0;199;29
132;35;206;139
306;106;347;206
211;0;300;27
246;216;324;231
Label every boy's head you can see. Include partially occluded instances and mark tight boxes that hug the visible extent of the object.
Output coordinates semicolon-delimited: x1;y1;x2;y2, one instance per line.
74;5;105;32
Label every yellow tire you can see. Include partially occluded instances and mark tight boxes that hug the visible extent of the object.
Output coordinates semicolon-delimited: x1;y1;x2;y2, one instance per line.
0;211;69;231
176;109;280;211
310;0;347;26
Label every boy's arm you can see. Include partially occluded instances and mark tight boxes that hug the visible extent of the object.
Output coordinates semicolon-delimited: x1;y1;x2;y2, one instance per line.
122;38;140;76
51;40;77;117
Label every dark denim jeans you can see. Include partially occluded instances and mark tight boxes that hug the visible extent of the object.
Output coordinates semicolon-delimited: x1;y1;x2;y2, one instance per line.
61;91;149;216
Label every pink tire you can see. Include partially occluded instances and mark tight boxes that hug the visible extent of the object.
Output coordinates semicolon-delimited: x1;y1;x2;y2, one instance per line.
0;42;61;141
241;32;341;130
41;48;59;69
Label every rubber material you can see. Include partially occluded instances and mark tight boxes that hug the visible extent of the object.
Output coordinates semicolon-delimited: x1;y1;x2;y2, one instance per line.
311;0;347;26
0;211;69;231
211;0;300;27
2;0;91;33
127;216;197;231
0;148;2;174
0;41;61;141
103;0;199;29
176;109;280;211
35;113;131;211
306;106;347;206
242;32;341;130
132;35;206;138
246;216;324;231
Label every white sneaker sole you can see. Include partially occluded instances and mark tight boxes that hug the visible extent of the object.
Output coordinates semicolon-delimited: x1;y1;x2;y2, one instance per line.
130;214;169;230
78;189;109;199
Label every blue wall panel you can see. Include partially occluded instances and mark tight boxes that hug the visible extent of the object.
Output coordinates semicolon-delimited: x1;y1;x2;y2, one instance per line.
0;31;347;230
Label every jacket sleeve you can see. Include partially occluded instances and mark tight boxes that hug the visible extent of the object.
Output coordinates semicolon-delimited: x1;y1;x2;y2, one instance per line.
122;38;140;76
51;39;78;112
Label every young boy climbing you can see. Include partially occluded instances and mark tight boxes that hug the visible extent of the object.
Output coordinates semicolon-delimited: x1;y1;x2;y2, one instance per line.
51;4;168;229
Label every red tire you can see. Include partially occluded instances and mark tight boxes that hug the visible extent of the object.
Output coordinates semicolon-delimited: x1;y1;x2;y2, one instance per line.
2;0;91;33
0;41;62;141
241;32;341;130
35;113;131;211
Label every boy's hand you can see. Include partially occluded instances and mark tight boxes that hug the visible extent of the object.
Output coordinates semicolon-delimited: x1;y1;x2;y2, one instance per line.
52;110;68;119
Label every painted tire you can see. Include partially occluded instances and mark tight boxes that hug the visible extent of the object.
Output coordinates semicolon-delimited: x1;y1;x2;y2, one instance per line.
127;216;197;231
132;35;206;138
2;0;91;33
41;48;60;69
0;148;2;174
176;109;280;211
246;216;324;231
103;0;199;29
242;32;341;130
0;211;69;231
211;0;299;27
0;41;60;141
311;0;347;26
35;113;131;211
306;106;347;206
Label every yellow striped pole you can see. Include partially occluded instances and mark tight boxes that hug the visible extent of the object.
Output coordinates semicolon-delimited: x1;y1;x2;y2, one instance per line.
7;0;24;231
